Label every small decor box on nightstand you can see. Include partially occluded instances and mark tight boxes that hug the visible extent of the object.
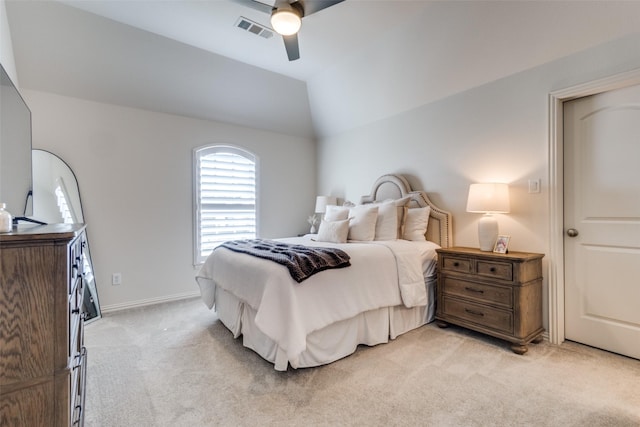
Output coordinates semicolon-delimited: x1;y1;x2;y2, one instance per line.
435;246;544;354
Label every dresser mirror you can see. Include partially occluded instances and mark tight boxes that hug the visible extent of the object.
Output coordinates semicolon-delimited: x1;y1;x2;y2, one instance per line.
32;149;101;323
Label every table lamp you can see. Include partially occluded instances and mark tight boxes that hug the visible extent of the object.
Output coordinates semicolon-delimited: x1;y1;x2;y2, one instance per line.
310;196;336;233
466;183;510;251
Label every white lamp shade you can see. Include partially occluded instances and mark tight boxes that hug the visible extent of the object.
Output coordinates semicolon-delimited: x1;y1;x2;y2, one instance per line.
271;9;302;36
466;183;510;213
315;196;336;214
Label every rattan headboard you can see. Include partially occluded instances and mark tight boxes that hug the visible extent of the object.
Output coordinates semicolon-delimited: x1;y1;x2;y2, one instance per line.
360;174;453;248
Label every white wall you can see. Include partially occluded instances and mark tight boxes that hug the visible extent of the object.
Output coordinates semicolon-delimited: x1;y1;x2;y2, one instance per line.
0;0;16;82
317;33;640;330
308;2;640;138
24;90;316;311
7;0;315;139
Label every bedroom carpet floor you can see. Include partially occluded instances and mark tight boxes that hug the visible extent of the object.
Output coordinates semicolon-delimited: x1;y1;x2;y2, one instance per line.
84;297;640;427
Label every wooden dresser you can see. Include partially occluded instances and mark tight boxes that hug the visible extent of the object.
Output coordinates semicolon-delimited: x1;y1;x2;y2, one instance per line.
435;247;544;354
0;224;88;426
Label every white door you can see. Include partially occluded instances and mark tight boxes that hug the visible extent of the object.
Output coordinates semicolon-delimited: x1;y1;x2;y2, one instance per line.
564;83;640;360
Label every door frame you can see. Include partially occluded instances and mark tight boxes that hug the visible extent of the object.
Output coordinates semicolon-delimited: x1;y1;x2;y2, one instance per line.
547;68;640;345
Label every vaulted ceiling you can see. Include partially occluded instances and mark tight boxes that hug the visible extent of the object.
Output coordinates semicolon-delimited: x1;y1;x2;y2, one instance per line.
6;1;640;139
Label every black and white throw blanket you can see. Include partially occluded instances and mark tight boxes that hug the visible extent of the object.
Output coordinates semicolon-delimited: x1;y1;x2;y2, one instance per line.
219;239;351;283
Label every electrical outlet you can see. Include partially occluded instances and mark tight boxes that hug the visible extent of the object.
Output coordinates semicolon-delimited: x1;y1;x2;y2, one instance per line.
112;273;122;286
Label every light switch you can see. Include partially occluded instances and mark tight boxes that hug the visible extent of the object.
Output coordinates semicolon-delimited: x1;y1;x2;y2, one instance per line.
528;179;541;194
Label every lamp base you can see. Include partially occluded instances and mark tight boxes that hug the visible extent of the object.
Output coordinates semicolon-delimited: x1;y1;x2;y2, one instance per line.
478;214;498;251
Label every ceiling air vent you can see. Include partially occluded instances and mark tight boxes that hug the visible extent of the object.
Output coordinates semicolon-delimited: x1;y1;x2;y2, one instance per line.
235;17;274;39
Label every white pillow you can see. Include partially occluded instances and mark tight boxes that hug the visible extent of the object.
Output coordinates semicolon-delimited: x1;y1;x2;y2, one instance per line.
316;219;350;243
348;205;379;241
402;207;431;241
324;205;349;221
394;197;411;238
371;200;399;241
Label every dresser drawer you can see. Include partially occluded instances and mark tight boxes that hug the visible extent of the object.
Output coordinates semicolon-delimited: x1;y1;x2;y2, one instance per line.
441;277;512;308
442;297;513;334
441;255;472;273
70;346;87;426
69;277;84;360
69;237;84;293
476;260;513;281
0;382;55;426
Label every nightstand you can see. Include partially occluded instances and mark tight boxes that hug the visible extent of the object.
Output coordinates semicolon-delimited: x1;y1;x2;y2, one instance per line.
435;247;544;354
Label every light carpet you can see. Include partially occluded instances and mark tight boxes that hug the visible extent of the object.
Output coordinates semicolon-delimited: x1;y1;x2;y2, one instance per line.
84;297;640;426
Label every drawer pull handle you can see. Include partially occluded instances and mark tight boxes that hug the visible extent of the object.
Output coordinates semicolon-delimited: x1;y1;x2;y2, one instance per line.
490;267;496;272
453;262;459;267
465;308;485;317
72;348;87;370
72;404;83;425
464;287;484;294
72;308;80;314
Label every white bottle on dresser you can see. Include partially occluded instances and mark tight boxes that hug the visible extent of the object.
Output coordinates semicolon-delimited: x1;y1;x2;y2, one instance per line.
0;203;13;232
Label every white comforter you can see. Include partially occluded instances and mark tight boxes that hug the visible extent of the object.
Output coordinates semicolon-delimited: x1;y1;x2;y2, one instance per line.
195;236;438;366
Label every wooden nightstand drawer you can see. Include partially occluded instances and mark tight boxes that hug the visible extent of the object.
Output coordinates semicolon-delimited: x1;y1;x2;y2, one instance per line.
436;247;544;354
476;260;513;281
441;255;472;273
442;297;513;334
442;277;512;308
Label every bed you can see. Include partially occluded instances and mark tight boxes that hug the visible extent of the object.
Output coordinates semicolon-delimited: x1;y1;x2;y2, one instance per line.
196;174;452;370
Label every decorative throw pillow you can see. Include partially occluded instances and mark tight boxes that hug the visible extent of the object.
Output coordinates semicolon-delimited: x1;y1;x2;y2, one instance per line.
402;206;431;241
371;200;399;241
324;205;349;221
394;197;411;238
316;219;350;243
348;205;379;241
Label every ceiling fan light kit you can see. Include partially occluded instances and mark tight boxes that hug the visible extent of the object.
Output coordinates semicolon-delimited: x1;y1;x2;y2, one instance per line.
271;6;302;36
239;0;345;61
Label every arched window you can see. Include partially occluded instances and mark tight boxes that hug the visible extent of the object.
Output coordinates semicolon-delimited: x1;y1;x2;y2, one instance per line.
193;145;257;264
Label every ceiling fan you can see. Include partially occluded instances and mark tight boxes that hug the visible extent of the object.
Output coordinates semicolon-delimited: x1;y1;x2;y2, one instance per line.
233;0;345;61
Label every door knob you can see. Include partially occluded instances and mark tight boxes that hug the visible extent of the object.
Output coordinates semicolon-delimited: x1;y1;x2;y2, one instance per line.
566;228;579;237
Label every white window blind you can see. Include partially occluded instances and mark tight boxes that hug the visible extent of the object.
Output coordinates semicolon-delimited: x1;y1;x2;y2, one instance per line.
194;146;257;264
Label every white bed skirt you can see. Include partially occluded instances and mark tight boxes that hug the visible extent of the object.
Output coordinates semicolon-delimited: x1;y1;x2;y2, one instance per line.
213;276;436;371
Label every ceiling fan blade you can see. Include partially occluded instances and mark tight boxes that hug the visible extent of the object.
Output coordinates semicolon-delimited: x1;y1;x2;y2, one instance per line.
229;0;274;15
283;34;300;61
297;0;345;16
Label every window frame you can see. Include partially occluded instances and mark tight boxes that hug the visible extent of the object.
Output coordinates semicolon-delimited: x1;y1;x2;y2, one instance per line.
193;144;259;265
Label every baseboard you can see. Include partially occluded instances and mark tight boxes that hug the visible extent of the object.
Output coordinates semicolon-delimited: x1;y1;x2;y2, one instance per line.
100;291;200;314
